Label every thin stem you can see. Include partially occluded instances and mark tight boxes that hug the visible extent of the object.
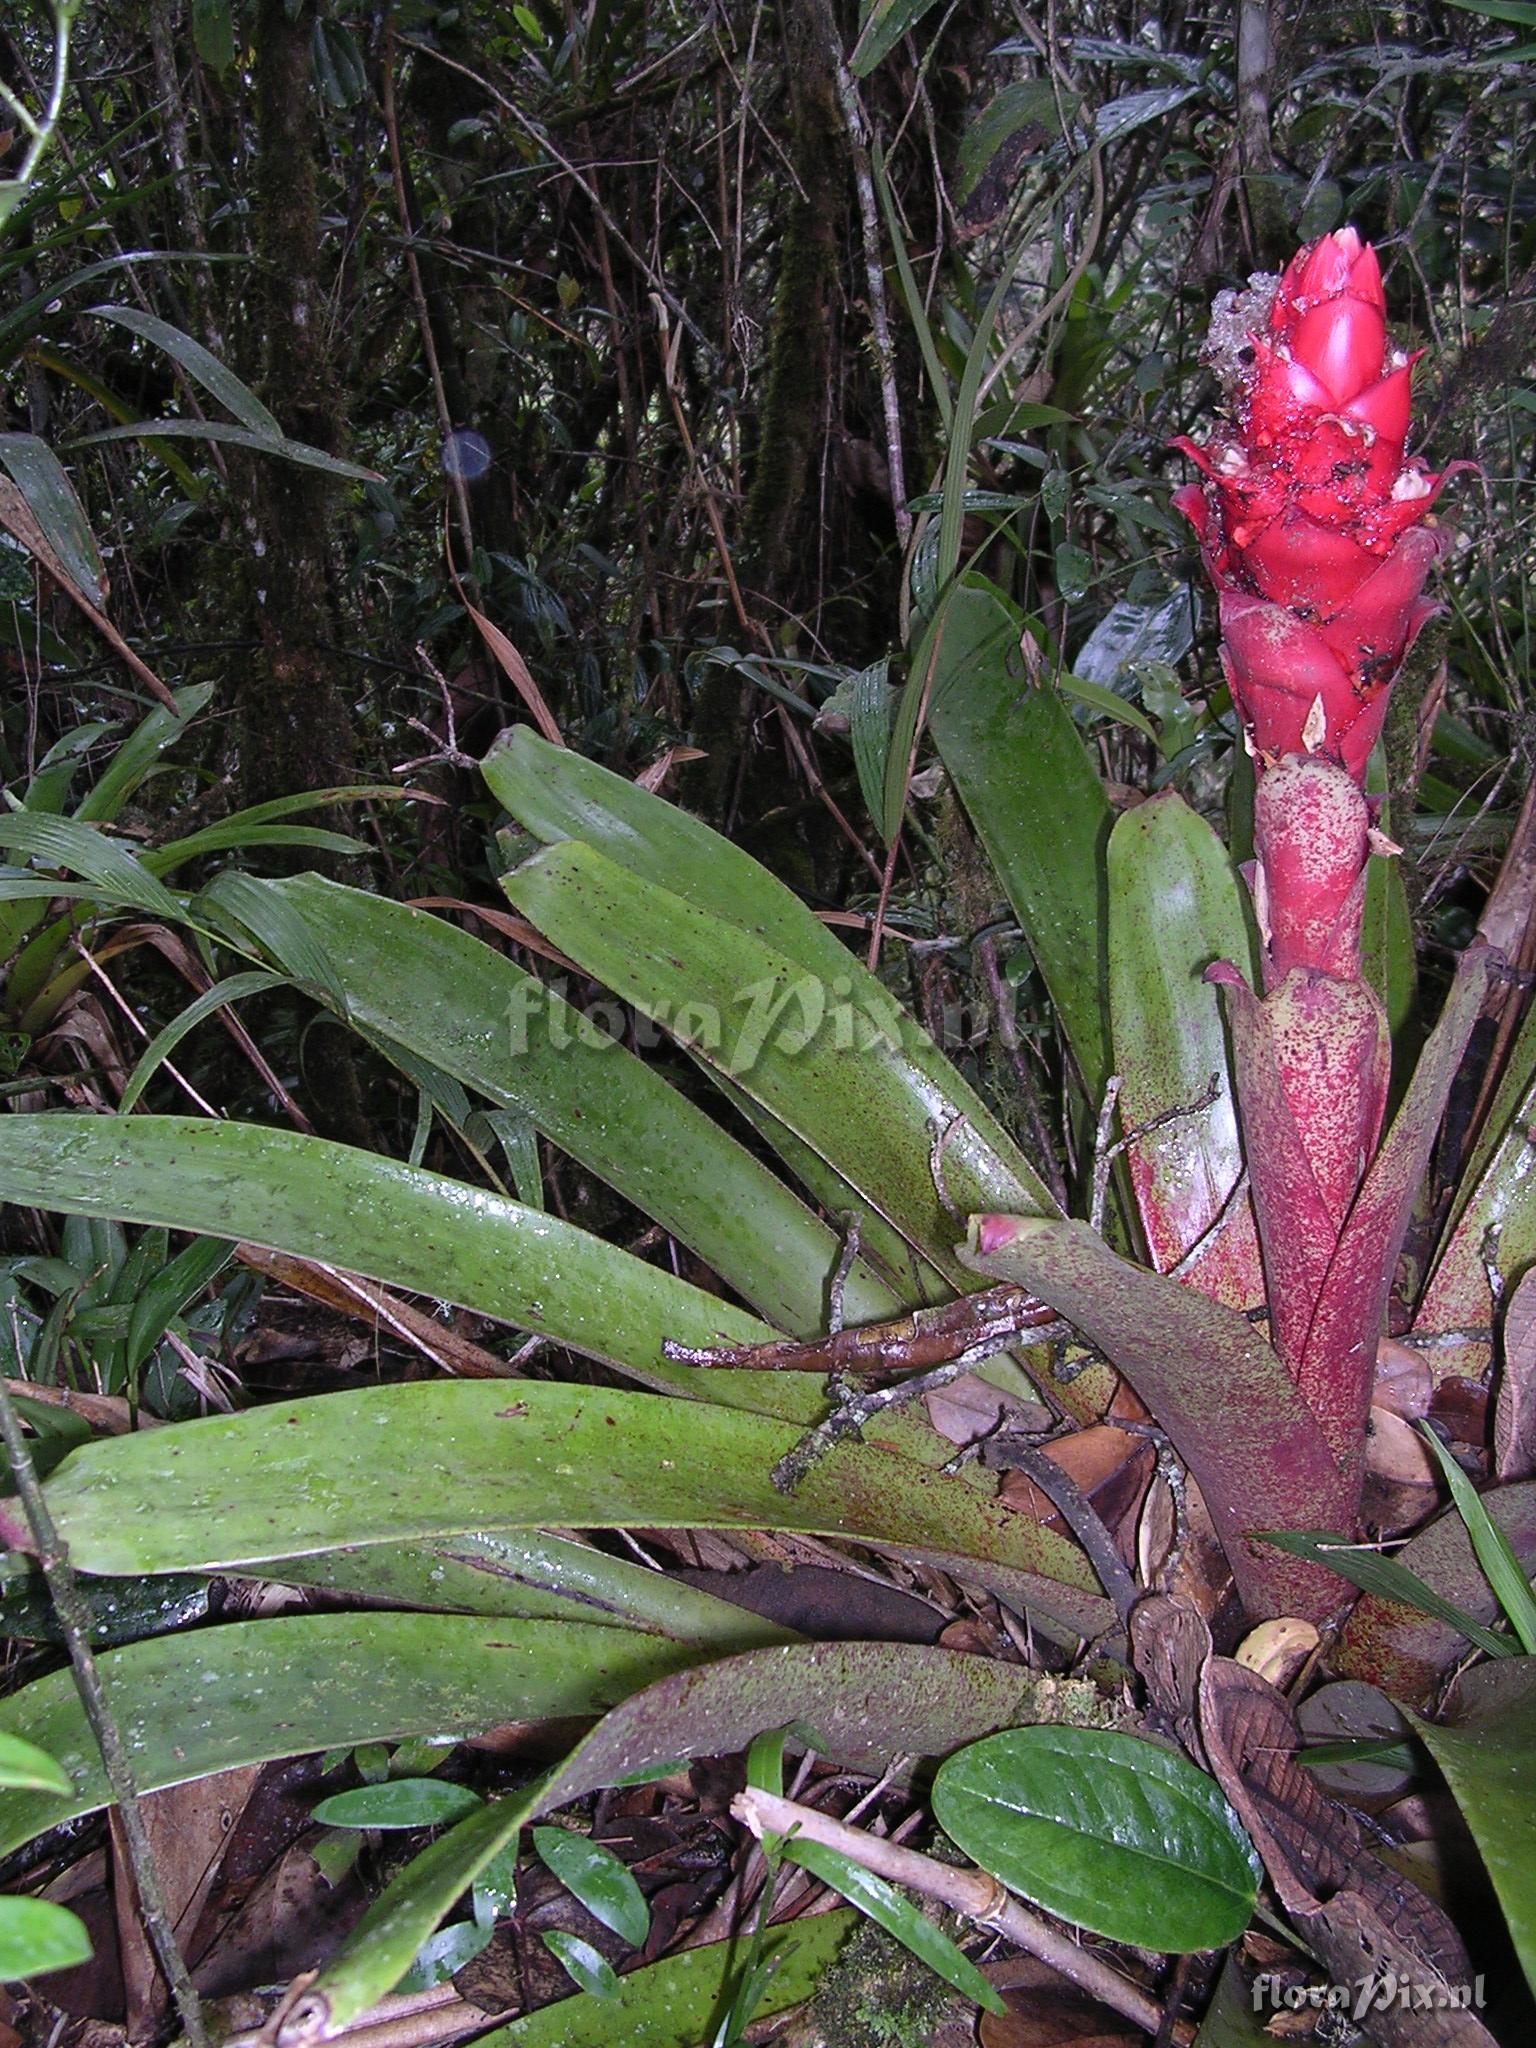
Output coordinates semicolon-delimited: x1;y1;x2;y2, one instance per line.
809;0;911;548
0;1364;208;2048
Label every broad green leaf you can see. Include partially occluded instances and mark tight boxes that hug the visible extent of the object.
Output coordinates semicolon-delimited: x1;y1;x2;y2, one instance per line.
72;418;381;483
309;1641;1104;2029
18;1379;1102;1621
1092;82;1201;142
960;1215;1351;1621
0;1897;92;1980
705;1070;951;1308
1108;791;1262;1306
541;1931;619;1999
1414;1659;1536;1998
503;841;1053;1285
0;1731;72;1795
955;82;1068;206
0;1611;700;1861
487;731;1053;1224
87;305;282;437
928;591;1114;1099
191;0;237;72
1072;588;1196;689
400;1918;491;1990
264;874;898;1338
471;1914;855;2047
534;1825;649;1946
778;1835;1004;2013
932;1727;1260;1952
314;1779;485;1829
0;433;104;602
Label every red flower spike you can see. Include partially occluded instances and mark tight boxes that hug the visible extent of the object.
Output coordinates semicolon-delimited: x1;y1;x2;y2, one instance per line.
1176;232;1464;1488
1176;225;1457;782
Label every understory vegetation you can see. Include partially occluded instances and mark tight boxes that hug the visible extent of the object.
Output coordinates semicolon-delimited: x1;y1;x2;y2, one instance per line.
0;1;1534;2043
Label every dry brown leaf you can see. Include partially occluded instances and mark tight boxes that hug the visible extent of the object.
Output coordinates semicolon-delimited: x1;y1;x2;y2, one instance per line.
1199;1659;1496;2048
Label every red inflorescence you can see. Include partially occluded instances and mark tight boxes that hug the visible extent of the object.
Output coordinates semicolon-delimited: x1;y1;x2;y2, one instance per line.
1174;227;1458;780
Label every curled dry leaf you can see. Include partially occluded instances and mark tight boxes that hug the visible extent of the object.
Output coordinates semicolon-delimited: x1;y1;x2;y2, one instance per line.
1198;1658;1496;2048
1130;1592;1211;1765
1234;1616;1319;1690
1374;1336;1434;1420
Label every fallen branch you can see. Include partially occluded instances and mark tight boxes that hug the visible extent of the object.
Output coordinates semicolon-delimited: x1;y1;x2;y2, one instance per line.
732;1784;1194;2043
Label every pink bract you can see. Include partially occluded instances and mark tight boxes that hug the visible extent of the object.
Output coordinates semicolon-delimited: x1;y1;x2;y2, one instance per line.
1175;226;1455;779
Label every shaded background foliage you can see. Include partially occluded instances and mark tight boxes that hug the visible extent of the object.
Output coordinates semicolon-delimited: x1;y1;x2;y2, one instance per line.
0;0;1531;1349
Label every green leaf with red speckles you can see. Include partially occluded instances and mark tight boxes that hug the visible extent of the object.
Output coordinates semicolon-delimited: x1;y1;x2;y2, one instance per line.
1107;790;1262;1308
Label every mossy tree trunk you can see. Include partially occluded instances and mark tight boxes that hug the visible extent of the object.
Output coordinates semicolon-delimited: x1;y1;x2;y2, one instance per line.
236;0;356;811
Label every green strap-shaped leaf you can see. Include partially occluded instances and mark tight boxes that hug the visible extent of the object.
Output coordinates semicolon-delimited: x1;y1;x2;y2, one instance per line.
0;431;104;603
1107;790;1262;1307
86;304;282;436
504;841;1052;1283
265;873;899;1337
1335;1481;1536;1701
76;684;214;825
0;812;183;920
483;729;1053;1217
71;418;380;482
779;1835;1005;2012
1417;1011;1536;1383
929;589;1114;1101
480;1914;854;2046
278;1531;799;1647
850;0;945;76
15;1379;1101;1618
0;1611;701;1861
0;1111;822;1420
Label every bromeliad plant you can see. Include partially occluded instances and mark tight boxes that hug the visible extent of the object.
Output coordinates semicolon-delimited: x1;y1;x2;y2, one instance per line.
0;226;1531;2032
970;227;1493;1622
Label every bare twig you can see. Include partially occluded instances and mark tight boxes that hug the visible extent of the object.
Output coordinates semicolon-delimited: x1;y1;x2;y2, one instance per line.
979;1434;1140;1625
381;23;475;565
399;35;706;348
807;0;911;547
